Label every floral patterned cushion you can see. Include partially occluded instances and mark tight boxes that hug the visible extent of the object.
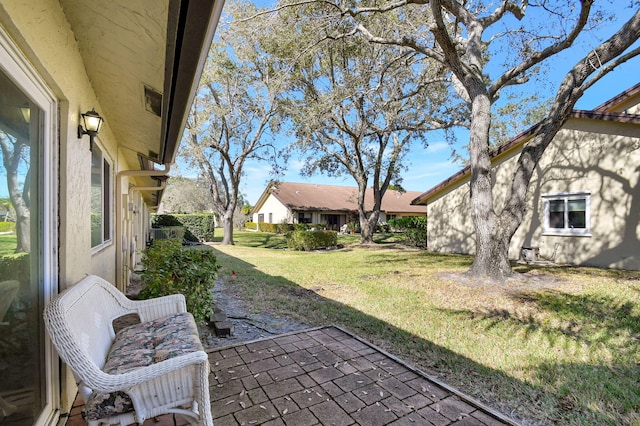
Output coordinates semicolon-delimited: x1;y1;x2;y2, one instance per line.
82;312;203;421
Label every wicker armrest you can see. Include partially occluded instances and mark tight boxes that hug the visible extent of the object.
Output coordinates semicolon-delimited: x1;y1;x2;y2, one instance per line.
127;294;187;321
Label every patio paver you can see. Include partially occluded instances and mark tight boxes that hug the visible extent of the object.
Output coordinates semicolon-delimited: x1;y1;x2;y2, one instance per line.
64;326;519;426
208;326;518;426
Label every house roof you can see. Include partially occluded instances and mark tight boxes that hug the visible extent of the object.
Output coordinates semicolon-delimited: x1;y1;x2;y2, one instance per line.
411;83;640;206
60;0;224;205
254;182;427;215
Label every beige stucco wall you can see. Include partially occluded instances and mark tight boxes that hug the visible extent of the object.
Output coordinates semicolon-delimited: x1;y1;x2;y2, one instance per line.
427;117;640;270
0;0;125;286
0;0;149;415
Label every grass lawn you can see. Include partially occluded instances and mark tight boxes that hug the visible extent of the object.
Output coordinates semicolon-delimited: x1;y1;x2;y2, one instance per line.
0;232;17;255
205;230;639;426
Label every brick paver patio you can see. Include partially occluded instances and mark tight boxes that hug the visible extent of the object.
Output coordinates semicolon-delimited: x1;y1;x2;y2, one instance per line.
207;326;518;426
65;326;519;426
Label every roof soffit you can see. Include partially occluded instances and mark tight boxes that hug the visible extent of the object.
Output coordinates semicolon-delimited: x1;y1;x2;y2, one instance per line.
60;0;223;172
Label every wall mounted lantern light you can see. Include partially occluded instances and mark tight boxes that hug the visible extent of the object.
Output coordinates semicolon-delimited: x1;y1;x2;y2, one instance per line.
77;108;104;151
20;103;30;124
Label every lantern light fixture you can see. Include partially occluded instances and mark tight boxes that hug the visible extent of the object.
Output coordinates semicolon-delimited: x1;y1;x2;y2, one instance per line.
20;103;30;124
77;108;104;151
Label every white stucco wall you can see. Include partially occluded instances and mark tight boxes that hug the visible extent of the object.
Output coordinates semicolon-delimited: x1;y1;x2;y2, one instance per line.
427;117;640;270
0;1;128;286
253;194;292;224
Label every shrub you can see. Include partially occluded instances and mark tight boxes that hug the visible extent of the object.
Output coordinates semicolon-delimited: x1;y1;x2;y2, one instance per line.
139;240;219;323
257;222;278;233
244;221;259;231
0;222;15;232
276;223;294;234
152;214;215;242
388;216;427;248
293;223;310;231
346;221;361;233
0;252;29;283
287;230;338;251
376;223;391;233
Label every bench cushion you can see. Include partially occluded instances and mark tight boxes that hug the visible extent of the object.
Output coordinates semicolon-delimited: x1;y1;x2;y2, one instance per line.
82;312;203;421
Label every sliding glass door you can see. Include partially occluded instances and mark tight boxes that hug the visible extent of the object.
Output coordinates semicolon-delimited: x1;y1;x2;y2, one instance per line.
0;30;58;426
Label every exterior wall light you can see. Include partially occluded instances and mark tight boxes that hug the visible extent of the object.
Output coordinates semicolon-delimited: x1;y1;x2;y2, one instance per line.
78;108;104;151
20;103;30;123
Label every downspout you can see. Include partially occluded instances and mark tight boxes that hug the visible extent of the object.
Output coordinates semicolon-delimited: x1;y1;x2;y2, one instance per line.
115;164;171;292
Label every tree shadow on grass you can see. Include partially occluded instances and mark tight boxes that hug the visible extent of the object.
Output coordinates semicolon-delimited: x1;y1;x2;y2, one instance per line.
211;233;289;249
439;289;640;425
205;246;638;425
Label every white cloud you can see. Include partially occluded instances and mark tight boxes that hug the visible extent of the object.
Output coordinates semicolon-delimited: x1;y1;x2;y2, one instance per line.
425;141;449;153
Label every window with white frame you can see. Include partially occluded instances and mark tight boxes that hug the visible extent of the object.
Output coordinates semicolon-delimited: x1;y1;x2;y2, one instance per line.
542;191;591;236
91;143;112;248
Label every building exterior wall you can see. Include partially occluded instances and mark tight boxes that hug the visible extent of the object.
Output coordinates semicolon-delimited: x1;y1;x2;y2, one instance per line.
427;117;640;270
0;0;151;417
253;194;292;224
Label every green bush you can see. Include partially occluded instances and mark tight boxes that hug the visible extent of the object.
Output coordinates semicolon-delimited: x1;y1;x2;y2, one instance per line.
152;214;215;242
346;221;361;233
293;223;310;231
245;221;258;230
276;223;294;234
139;240;219;323
287;230;338;251
0;222;15;232
258;222;278;233
0;252;29;283
388;216;427;248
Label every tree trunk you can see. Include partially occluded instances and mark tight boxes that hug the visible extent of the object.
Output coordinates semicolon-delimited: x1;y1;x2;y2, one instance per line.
8;167;30;253
466;91;514;280
221;214;234;245
359;212;379;244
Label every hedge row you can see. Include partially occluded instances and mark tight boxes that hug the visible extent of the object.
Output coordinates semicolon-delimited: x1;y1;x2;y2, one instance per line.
388;216;427;248
0;222;15;232
139;240;219;323
152;214;215;242
246;222;323;233
286;230;338;251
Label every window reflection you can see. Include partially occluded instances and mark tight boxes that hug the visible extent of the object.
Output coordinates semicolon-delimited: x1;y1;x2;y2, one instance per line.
0;69;44;425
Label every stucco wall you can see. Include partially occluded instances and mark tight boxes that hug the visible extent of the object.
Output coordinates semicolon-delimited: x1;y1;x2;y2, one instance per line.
253;194;292;224
427;117;640;270
0;0;147;414
0;0;127;286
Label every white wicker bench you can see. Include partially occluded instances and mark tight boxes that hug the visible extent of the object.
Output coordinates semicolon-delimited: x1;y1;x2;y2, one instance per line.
43;275;213;426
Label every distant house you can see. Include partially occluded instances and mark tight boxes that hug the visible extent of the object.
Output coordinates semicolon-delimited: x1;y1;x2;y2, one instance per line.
412;83;640;270
252;182;426;230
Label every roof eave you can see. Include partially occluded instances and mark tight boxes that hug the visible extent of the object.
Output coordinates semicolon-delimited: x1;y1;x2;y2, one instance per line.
411;107;640;206
160;0;225;165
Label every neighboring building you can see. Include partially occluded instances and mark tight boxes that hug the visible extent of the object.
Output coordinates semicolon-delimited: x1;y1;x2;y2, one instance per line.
412;83;640;270
0;1;223;424
252;182;426;230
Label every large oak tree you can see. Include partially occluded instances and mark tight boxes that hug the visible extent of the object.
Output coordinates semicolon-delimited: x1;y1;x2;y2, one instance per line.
181;5;285;244
291;0;640;279
254;2;463;243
